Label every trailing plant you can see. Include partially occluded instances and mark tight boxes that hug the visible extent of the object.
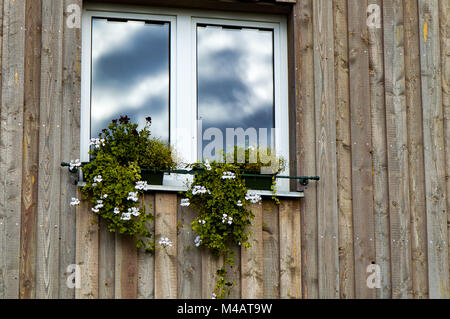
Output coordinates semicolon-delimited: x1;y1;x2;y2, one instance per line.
182;160;265;299
222;146;286;202
222;146;286;176
79;116;177;252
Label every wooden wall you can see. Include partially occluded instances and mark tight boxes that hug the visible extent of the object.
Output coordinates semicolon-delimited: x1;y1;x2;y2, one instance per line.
0;0;448;299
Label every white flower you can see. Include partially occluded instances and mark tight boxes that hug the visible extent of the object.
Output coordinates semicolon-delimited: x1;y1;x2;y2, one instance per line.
93;175;102;183
222;214;232;224
92;183;97;187
198;219;206;225
194;235;202;247
192;185;209;195
211;293;216;299
159;237;173;247
113;207;120;215
70;198;80;206
89;138;105;149
121;212;131;221
94;200;103;210
237;200;243;207
127;192;139;202
245;191;262;204
135;181;149;191
69;159;81;170
204;159;211;171
222;171;236;180
128;207;140;217
91;207;99;213
180;198;190;207
103;194;108;199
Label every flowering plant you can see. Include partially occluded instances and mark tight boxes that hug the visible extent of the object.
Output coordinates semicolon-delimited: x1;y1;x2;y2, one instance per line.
182;160;264;298
79;116;176;252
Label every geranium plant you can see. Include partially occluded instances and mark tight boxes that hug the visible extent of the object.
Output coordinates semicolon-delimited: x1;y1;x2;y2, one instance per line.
79;116;177;251
182;160;264;299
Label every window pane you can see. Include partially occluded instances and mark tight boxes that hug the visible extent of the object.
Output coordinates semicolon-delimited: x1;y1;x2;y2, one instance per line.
197;25;274;160
91;18;170;141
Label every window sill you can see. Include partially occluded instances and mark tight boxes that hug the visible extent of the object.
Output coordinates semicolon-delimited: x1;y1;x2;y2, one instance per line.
76;182;304;198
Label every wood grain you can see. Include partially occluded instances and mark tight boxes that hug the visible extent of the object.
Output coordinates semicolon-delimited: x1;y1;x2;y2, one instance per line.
75;195;99;299
293;0;319;299
367;0;391;299
241;202;263;299
0;0;26;299
59;0;82;299
137;193;155;299
177;196;202;299
115;233;138;299
418;0;449;299
19;0;41;299
279;199;302;299
154;193;177;298
438;0;450;298
98;218;115;299
403;0;429;299
347;0;376;299
313;0;339;299
262;201;280;299
383;0;412;299
333;0;355;299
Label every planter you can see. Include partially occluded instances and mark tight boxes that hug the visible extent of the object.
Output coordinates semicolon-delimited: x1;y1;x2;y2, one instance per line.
141;170;164;185
243;174;274;191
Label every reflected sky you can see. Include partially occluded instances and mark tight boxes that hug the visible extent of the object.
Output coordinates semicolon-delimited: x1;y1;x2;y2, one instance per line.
197;25;274;158
91;18;170;141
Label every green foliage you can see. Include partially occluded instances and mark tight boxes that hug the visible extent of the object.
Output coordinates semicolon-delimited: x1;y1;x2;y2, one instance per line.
185;161;257;298
91;116;176;171
222;146;286;175
81;116;175;252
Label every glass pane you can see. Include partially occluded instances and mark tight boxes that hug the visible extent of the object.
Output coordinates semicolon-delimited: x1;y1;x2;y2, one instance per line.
197;25;274;160
91;17;170;141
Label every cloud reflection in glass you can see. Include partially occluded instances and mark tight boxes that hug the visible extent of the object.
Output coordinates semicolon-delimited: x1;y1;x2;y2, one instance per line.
91;18;170;141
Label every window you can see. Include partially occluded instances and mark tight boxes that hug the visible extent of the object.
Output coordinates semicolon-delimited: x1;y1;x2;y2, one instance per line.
81;4;290;191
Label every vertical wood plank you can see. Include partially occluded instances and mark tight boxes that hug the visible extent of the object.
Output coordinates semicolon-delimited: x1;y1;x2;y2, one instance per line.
333;0;355;299
227;244;241;299
241;202;263;299
383;0;413;299
293;0;319;299
438;0;450;296
201;250;223;299
35;0;64;298
114;233;138;299
98;219;115;299
0;0;25;299
403;0;429;299
368;0;392;299
177;195;202;299
137;193;155;299
75;196;99;299
347;0;377;299
263;201;280;299
418;0;449;299
279;199;302;299
19;0;41;299
313;0;339;299
154;193;177;299
59;0;82;299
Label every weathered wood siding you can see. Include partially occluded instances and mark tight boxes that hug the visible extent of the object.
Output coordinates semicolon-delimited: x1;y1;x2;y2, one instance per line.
0;0;449;299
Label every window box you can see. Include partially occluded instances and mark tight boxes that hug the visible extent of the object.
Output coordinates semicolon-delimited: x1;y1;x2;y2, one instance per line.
242;174;274;191
140;170;165;186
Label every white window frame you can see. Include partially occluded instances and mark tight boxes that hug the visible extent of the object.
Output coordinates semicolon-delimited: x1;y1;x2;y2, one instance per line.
81;3;290;191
